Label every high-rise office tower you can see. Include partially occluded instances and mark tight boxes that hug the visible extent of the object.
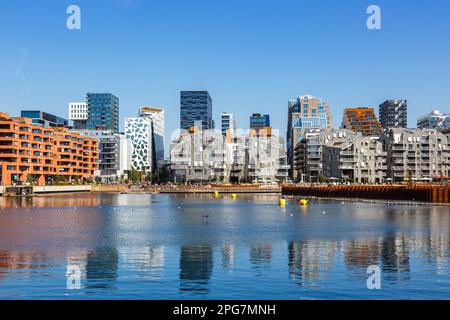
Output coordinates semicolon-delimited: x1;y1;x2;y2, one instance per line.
85;93;120;132
250;113;270;129
341;107;383;136
180;91;213;130
379;100;407;129
221;112;236;136
139;106;165;167
287;95;333;180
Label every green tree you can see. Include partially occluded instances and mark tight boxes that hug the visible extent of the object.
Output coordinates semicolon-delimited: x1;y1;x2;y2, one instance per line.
129;166;142;184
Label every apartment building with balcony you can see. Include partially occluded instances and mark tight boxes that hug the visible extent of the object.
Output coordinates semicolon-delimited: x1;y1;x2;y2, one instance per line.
323;136;387;184
383;128;449;182
294;128;356;182
287;95;333;180
74;129;131;181
169;126;289;184
170;126;227;183
341;107;383;136
0;112;98;186
379;100;408;129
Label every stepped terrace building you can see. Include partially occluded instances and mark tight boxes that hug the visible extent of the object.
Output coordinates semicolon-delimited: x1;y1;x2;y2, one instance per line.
341;107;383;136
0;112;98;186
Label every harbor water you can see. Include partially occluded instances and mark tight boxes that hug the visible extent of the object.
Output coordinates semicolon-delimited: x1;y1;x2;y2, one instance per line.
0;193;449;299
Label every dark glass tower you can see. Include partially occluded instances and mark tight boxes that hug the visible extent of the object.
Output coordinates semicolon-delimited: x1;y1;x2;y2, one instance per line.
180;91;213;130
250;113;270;129
86;93;119;132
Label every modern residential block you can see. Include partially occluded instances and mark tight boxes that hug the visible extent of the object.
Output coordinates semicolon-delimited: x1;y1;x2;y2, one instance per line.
417;110;450;130
0;112;98;186
383;128;449;182
294;129;356;182
74;130;131;181
68;102;89;129
341;107;383;136
170;125;289;184
287;95;333;180
323;136;387;184
379;99;408;129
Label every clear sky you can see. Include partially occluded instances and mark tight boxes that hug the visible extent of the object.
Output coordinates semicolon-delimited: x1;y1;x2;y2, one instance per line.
1;0;449;156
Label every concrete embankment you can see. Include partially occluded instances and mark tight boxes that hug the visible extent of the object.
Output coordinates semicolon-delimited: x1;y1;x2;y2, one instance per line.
0;185;91;196
282;184;450;204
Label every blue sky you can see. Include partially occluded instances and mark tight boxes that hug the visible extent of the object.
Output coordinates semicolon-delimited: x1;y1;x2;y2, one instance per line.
1;0;449;155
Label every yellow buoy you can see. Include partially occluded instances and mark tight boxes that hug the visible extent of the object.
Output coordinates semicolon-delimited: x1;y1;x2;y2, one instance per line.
279;198;286;206
299;199;308;206
231;194;237;199
214;191;219;198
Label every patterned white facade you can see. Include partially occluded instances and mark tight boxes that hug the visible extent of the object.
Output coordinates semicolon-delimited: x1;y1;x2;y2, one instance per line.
68;102;88;120
125;117;153;172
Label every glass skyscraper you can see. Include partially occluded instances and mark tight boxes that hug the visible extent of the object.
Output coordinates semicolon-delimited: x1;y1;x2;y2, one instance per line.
180;91;214;130
250;113;270;129
85;93;120;132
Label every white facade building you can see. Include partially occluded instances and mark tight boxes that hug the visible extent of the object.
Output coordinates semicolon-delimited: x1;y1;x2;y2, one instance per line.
139;107;165;166
68;102;89;120
125;117;153;172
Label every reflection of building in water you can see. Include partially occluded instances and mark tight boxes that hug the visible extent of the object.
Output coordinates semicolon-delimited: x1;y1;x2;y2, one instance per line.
119;246;164;280
250;245;272;274
380;235;410;277
430;209;450;273
288;241;334;284
0;194;102;209
0;250;49;279
221;244;235;270
344;240;380;269
66;250;89;289
85;247;119;289
179;245;213;293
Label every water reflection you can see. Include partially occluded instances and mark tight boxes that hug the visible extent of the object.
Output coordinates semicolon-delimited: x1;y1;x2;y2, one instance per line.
221;244;235;271
250;245;272;275
0;194;449;299
85;248;119;290
179;245;213;294
288;241;334;285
